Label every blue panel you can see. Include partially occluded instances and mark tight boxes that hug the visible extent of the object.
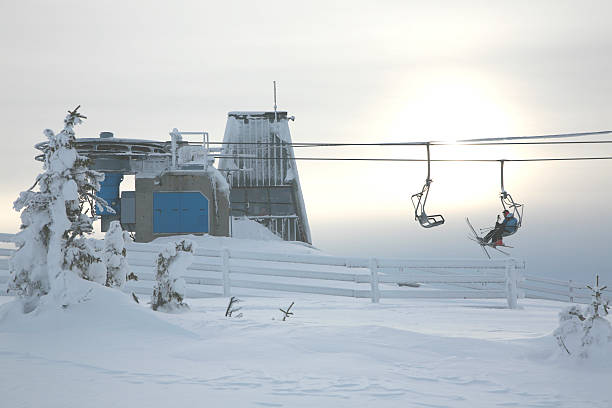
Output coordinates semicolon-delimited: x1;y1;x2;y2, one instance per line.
153;192;208;234
179;192;209;233
96;173;123;215
153;192;180;233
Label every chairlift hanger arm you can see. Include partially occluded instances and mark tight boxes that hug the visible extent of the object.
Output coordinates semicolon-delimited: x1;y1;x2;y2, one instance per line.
500;160;505;194
411;143;444;228
495;160;524;230
426;143;431;183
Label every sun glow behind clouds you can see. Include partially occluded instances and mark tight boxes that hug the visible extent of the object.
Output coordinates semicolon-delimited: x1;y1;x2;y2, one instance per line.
380;74;522;204
388;74;517;143
302;73;525;224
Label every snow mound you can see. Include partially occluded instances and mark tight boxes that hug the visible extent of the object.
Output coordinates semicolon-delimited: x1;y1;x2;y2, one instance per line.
231;216;282;241
151;230;318;255
0;275;195;340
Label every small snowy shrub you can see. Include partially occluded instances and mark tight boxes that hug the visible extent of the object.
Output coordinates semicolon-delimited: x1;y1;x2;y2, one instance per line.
85;238;107;285
225;296;242;317
279;301;295;321
64;239;105;284
151;239;193;312
104;221;131;288
554;276;612;359
9;106;110;311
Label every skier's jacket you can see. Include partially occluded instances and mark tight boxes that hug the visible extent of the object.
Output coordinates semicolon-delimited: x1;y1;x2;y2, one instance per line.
503;213;518;234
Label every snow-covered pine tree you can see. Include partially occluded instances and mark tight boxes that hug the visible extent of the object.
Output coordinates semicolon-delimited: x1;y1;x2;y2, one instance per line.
554;275;612;358
104;220;131;288
9;106;110;310
151;239;193;312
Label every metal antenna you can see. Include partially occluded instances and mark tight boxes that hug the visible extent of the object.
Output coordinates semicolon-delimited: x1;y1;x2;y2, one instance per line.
273;80;278;122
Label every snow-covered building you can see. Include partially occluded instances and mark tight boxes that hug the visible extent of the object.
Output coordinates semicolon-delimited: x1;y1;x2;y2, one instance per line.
219;111;311;244
32;110;310;244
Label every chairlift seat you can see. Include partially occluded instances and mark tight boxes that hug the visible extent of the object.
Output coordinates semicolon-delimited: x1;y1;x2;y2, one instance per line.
500;229;516;238
417;212;445;228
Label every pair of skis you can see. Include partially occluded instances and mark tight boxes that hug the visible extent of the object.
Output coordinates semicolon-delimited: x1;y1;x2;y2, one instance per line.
465;217;512;259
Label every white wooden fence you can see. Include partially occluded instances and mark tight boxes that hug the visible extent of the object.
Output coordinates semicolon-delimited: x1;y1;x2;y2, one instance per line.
0;232;609;308
520;274;610;304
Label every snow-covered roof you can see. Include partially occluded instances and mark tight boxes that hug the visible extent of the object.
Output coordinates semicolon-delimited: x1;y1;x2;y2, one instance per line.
74;137;169;146
228;111;288;119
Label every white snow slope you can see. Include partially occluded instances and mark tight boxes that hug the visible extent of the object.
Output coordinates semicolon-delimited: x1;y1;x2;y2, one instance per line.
0;235;611;408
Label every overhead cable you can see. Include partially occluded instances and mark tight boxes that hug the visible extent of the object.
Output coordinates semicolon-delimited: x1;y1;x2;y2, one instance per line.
205;130;612;148
213;155;612;163
204;139;612;148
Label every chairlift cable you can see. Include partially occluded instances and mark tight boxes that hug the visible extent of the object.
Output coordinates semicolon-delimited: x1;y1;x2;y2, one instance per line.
451;130;612;143
212;155;612;163
208;130;612;147
209;139;612;147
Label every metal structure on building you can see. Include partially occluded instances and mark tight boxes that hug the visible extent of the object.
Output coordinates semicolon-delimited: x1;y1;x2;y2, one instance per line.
35;129;230;242
218;111;311;243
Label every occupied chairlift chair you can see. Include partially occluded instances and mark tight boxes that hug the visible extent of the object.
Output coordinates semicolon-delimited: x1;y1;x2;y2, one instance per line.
411;143;445;228
466;160;525;258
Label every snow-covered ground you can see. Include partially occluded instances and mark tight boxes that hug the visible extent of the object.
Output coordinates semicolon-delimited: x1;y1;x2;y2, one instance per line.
1;222;610;407
1;287;610;408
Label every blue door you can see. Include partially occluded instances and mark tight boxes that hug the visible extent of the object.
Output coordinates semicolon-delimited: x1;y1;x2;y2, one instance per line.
153;193;179;233
179;192;209;233
153;192;208;234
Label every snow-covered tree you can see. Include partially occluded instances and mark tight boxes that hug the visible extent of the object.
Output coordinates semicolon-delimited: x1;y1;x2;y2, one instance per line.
151;239;193;312
104;221;131;288
9;106;109;311
554;275;612;358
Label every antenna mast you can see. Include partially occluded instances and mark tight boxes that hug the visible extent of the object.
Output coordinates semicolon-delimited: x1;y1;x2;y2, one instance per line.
273;80;278;122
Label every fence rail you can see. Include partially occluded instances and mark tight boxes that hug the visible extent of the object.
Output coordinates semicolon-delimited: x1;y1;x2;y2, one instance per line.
0;233;609;307
520;274;605;303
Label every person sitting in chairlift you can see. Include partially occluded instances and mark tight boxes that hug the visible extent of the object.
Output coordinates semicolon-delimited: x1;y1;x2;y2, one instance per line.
481;209;518;245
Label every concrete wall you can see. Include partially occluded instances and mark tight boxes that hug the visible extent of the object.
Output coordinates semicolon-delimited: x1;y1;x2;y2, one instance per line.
135;171;230;242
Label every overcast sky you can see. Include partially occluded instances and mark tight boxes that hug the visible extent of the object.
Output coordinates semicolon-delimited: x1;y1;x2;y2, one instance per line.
1;1;611;282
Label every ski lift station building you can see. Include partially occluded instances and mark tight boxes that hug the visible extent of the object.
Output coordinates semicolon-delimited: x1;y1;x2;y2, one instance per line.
35;111;311;244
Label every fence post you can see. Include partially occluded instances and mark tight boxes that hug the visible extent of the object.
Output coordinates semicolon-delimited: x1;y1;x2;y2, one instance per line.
369;257;380;303
222;247;231;297
505;259;519;309
569;280;574;303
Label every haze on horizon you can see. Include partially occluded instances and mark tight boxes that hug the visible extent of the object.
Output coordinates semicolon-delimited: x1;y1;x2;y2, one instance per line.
1;0;611;282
